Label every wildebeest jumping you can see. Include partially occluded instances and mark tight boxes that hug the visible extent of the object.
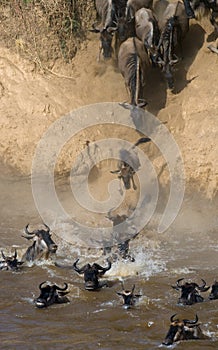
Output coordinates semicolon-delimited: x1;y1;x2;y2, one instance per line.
162;314;207;346
116;282;141;308
172;278;210;305
110;137;151;190
73;258;112;290
22;223;58;263
0;250;24;271
105;210;135;261
34;281;70;308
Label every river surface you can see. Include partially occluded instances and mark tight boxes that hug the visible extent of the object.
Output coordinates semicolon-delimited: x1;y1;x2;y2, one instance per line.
0;163;218;350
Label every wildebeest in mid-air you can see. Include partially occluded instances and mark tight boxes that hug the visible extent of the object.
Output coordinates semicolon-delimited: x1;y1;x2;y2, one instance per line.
110;137;151;190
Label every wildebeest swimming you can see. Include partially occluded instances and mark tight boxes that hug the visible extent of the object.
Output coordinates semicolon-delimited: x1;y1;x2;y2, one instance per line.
22;223;58;263
162;314;207;346
172;278;210;305
73;258;112;291
116;282;141;308
209;280;218;299
0;250;24;271
34;281;70;308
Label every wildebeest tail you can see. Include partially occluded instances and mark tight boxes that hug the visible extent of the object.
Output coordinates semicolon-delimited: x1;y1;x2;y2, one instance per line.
134;137;151;147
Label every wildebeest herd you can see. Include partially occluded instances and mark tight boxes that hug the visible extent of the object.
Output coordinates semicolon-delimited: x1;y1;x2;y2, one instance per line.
1;0;217;347
91;0;217;104
1;221;218;346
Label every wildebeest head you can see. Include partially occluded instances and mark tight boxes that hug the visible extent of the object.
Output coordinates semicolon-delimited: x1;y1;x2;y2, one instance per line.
209;281;218;300
22;223;58;262
117;282;141;309
0;250;24;271
172;278;210;305
73;258;112;290
34;281;69;308
162;314;203;346
156;16;179;90
90;24;116;59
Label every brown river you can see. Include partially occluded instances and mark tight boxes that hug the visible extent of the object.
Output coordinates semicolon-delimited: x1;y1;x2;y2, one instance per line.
0;162;218;350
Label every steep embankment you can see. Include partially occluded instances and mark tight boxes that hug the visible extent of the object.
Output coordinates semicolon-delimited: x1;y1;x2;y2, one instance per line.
0;17;217;199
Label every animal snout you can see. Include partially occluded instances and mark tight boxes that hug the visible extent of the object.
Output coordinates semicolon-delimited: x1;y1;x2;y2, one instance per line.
49;244;58;253
35;298;46;308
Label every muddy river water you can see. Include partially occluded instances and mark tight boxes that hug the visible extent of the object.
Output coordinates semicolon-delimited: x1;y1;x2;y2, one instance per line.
0;163;218;350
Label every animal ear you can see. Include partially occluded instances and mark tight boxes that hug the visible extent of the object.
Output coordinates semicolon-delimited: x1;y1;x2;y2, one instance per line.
119;102;132;110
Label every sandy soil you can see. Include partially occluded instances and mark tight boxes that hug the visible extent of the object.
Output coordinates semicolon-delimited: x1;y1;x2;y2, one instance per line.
0;17;217;199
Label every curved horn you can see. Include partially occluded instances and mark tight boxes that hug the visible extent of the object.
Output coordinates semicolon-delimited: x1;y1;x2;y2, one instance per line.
39;281;48;290
55;282;68;291
176;278;184;288
170;314;178;322
1;250;6;260
183;314;198;325
197;278;210;292
25;224;33;235
73;258;82;273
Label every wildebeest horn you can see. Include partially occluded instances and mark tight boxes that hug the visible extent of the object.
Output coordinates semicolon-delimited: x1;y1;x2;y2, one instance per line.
43;223;50;232
55;283;68;291
183;314;198;325
197;279;210;292
131;284;135;294
39;281;48;290
176;278;184;287
14;249;17;259
73;258;82;273
170;314;179;322
22;224;36;239
1;250;6;260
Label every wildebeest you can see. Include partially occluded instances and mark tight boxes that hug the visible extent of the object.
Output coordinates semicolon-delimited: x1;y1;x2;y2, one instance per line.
162;314;207;346
135;7;160;61
126;0;153;19
105;210;135;261
73;258;112;290
22;223;58;263
34;281;70;308
110;137;151;190
172;278;210;305
154;1;189;90
118;36;150;105
0;250;24;271
188;0;218;33
209;280;218;299
117;282;141;308
90;0;117;59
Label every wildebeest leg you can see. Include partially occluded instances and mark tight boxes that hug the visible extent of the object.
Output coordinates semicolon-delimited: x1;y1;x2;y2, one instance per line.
183;0;195;18
131;175;137;190
98;44;103;62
